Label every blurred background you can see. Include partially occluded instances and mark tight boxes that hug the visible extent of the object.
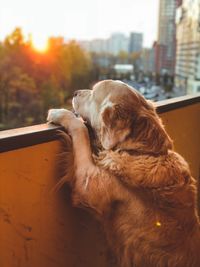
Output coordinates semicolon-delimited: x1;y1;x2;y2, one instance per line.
0;0;199;130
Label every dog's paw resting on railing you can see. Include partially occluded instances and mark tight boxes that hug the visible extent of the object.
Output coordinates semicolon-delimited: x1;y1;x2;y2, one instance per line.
47;108;101;191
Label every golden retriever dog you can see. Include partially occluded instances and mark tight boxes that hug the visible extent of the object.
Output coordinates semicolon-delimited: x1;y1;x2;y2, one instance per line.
47;80;200;267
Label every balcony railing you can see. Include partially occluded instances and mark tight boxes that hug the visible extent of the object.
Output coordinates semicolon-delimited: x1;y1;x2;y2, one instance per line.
0;94;200;267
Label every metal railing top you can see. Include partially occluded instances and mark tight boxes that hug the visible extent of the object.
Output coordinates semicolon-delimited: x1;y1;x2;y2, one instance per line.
0;93;200;153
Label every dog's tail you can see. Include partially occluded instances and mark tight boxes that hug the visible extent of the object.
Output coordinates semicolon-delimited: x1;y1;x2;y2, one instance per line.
52;130;75;192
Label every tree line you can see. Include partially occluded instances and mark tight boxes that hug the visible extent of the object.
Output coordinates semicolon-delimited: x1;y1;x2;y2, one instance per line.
0;28;95;130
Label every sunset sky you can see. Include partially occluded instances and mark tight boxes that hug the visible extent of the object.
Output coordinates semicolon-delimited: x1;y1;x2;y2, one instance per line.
0;0;159;47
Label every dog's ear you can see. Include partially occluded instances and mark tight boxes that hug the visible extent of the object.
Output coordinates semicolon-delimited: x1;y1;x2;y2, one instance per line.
100;104;133;149
134;104;173;153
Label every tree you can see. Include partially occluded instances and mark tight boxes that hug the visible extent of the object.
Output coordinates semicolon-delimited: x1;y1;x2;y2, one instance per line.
118;51;129;64
4;28;25;48
0;28;94;130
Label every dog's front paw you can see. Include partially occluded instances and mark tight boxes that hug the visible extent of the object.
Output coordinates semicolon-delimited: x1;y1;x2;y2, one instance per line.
47;108;85;132
47;109;75;125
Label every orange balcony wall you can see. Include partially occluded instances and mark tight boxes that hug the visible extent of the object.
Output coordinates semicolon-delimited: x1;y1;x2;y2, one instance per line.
0;94;200;267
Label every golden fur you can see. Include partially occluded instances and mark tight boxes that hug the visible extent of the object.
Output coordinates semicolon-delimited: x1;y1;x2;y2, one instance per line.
47;80;200;267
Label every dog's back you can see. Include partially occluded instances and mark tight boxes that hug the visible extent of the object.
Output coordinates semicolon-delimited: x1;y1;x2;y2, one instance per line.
99;149;200;267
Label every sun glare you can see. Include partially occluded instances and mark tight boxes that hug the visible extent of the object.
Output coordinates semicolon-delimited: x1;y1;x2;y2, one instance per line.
31;36;49;53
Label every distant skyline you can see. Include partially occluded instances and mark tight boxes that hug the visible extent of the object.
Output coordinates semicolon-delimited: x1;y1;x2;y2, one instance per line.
0;0;159;47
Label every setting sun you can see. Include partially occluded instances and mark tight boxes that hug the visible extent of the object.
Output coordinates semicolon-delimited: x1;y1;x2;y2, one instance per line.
31;35;49;53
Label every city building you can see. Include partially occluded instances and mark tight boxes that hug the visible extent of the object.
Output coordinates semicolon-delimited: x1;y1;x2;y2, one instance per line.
79;39;108;53
79;33;129;55
114;64;134;74
140;47;155;73
129;32;143;53
156;0;177;75
175;0;200;93
107;33;129;55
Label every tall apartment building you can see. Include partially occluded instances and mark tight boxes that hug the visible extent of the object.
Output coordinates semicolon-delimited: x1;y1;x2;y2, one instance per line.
156;0;177;75
129;32;143;53
175;0;200;93
107;33;129;55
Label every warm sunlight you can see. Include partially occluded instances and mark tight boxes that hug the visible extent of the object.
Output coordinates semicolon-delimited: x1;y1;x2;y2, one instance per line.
31;35;49;53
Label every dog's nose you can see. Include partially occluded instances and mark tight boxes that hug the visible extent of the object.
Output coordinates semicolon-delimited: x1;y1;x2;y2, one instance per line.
73;90;79;97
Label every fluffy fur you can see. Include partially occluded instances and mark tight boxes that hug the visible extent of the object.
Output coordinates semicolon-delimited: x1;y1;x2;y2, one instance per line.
47;80;200;267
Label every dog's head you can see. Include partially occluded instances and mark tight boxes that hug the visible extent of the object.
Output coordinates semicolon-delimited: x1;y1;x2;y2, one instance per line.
73;80;172;154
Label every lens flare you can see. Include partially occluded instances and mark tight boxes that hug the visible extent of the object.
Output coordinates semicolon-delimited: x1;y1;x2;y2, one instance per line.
156;221;162;227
